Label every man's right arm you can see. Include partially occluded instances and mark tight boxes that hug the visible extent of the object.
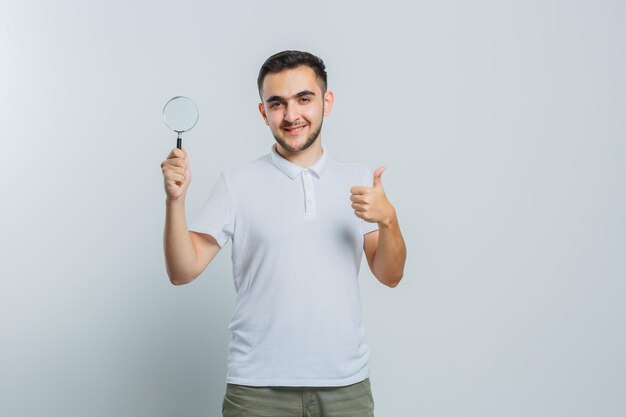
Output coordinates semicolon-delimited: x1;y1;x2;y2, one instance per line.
163;199;221;285
161;146;221;285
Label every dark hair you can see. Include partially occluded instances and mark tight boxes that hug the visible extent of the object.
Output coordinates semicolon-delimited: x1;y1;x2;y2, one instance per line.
257;50;328;96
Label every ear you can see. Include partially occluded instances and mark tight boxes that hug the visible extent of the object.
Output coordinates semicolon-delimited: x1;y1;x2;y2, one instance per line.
323;90;334;116
258;102;269;125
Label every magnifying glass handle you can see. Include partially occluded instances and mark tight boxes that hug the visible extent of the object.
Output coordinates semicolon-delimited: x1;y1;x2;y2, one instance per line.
177;138;182;149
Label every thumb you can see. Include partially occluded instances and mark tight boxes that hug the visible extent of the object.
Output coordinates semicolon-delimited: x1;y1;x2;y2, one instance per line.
373;166;385;188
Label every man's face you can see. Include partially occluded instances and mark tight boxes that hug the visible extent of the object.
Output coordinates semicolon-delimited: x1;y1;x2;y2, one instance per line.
258;65;333;153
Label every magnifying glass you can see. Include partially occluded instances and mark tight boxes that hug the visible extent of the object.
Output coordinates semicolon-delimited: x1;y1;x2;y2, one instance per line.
162;96;199;149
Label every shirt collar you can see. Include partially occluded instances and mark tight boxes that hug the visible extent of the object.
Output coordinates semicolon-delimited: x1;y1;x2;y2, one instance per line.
269;143;329;179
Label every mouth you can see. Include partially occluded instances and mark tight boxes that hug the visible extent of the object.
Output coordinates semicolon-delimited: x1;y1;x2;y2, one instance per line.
283;124;307;136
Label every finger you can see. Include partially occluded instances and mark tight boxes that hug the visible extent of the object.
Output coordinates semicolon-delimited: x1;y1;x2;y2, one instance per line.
373;166;385;188
350;194;368;203
350;186;370;195
168;148;186;159
162;158;186;169
164;171;186;183
354;210;373;222
163;165;186;176
170;158;188;168
161;159;187;172
351;202;367;211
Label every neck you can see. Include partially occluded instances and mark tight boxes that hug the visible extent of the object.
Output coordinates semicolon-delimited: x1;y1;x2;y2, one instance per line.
275;138;324;168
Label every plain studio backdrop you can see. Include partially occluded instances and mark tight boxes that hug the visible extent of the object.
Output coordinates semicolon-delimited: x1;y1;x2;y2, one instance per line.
1;1;625;416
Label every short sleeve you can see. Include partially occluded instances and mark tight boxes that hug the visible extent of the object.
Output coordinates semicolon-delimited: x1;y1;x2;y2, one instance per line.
360;167;380;236
189;173;235;248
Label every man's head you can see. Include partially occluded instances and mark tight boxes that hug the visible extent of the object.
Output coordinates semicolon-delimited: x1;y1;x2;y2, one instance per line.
257;50;334;154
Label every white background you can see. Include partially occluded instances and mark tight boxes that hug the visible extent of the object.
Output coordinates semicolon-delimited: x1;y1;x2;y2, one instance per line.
1;1;625;416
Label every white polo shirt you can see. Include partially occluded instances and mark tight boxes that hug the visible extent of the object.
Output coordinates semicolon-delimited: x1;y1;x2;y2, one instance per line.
189;144;379;387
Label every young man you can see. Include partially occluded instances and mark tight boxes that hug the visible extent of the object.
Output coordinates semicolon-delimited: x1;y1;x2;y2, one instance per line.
161;50;406;416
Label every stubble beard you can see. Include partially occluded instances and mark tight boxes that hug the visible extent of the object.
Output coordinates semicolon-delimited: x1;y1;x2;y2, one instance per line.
273;117;324;153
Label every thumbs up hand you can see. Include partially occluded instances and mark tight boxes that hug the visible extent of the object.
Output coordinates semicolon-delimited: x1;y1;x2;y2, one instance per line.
350;166;396;227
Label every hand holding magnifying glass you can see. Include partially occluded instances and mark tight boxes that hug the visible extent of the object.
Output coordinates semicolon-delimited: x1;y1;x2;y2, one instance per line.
160;96;199;202
162;96;199;149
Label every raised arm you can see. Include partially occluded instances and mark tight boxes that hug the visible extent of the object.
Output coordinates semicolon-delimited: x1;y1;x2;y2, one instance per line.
161;147;221;285
351;167;407;287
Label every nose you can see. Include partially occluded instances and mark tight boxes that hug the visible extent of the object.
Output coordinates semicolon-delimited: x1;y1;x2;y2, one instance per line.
284;103;299;123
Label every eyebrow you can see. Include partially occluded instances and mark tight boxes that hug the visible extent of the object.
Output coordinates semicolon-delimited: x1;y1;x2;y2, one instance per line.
265;90;316;104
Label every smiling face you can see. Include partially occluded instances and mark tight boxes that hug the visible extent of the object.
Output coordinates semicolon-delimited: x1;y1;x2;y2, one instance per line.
258;65;334;154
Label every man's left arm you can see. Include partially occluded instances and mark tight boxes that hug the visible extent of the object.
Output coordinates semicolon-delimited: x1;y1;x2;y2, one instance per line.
350;167;407;288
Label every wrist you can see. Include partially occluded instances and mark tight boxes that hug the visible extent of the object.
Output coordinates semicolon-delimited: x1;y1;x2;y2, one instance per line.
377;208;397;229
166;196;186;207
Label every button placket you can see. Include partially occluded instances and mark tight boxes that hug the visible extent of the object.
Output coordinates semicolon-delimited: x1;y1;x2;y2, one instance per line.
302;170;316;217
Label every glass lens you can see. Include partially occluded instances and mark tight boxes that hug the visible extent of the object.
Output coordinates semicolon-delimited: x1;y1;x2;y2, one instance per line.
162;96;199;132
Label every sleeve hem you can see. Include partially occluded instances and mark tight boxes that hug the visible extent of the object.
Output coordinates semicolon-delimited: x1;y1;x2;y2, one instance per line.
189;227;229;248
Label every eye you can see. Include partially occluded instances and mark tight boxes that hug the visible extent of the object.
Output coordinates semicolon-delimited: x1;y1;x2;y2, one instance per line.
299;97;311;103
269;102;282;109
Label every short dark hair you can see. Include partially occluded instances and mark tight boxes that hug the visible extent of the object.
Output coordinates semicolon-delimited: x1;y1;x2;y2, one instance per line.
257;50;328;96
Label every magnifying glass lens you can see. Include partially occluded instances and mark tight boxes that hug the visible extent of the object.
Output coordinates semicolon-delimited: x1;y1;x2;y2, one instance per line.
163;96;199;149
163;96;199;132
